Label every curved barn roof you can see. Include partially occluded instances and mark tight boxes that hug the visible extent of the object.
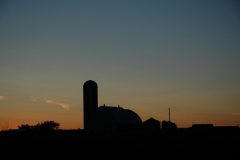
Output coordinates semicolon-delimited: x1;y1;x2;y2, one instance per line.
99;106;142;125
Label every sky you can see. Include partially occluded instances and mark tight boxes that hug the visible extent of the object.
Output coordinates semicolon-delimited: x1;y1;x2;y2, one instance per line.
0;0;240;129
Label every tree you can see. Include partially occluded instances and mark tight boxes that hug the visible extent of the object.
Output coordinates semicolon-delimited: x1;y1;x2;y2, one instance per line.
18;124;32;130
1;122;11;131
37;121;60;130
18;120;60;131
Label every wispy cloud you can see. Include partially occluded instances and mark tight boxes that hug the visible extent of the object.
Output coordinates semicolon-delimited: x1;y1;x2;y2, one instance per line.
45;100;71;111
0;96;5;100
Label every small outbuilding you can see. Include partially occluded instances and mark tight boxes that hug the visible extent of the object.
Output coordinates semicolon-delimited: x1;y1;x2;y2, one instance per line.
190;124;214;129
162;120;177;129
143;117;160;130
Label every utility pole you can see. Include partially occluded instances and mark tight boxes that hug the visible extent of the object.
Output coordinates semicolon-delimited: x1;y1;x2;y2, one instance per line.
168;108;170;122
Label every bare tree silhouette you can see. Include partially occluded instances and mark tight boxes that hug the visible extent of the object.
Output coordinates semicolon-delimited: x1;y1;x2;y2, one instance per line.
1;122;11;131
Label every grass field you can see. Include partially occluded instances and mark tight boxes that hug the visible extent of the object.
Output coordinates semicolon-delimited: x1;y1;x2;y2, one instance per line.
1;129;239;159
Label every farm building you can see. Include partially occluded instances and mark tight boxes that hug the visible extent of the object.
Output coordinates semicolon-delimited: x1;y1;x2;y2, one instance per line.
86;105;142;132
143;117;160;130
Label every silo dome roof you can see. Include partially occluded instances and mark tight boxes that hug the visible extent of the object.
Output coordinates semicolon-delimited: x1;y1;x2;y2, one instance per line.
84;80;97;86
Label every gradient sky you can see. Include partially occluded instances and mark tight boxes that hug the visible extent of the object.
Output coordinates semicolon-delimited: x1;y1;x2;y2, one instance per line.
1;0;240;129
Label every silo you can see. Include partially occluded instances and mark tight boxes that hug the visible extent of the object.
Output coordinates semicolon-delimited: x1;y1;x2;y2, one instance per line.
83;80;98;129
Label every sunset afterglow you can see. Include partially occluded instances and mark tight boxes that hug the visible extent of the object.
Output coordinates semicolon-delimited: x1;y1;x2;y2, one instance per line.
1;1;240;130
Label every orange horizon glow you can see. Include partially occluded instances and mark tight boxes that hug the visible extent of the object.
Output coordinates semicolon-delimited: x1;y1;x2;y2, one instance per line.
1;106;239;131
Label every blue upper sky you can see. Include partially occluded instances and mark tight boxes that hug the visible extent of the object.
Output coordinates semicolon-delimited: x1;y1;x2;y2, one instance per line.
0;0;240;129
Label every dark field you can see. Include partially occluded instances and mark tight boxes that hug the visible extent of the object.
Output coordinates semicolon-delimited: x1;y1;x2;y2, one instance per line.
1;129;239;159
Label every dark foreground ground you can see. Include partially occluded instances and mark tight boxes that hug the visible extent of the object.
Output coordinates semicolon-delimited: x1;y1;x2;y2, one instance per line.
1;129;239;159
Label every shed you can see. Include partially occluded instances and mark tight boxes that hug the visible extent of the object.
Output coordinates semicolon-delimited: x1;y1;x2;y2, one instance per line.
143;117;160;130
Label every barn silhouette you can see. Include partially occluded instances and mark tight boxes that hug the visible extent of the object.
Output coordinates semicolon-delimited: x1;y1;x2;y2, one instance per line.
83;80;142;132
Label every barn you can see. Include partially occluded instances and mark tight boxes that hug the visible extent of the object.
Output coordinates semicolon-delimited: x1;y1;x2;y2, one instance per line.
86;105;142;132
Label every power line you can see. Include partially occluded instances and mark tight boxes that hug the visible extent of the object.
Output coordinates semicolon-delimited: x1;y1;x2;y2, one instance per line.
171;108;237;117
141;109;168;120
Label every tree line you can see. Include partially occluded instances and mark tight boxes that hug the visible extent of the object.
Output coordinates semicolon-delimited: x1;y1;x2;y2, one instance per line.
18;120;60;131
